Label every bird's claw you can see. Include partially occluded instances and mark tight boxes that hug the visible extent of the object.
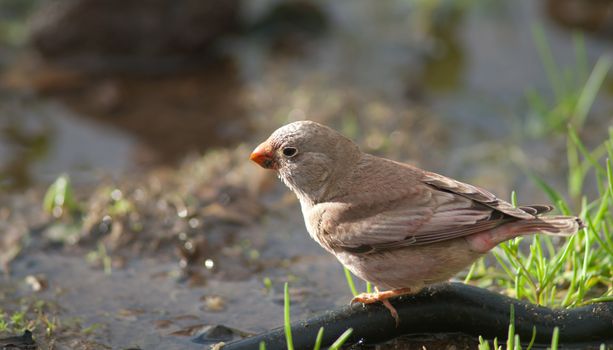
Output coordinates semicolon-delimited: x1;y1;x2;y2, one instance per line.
381;298;400;326
350;288;413;326
350;292;382;305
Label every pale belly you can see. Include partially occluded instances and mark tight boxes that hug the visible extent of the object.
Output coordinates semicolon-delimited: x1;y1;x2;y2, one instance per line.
334;238;482;290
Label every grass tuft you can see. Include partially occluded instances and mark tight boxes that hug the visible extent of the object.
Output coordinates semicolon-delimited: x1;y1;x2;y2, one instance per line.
465;85;613;309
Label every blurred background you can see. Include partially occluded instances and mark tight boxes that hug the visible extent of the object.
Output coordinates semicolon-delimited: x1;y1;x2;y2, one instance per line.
1;0;612;349
0;0;610;196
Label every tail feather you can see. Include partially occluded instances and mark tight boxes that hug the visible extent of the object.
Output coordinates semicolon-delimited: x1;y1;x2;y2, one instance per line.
512;215;584;236
467;214;583;253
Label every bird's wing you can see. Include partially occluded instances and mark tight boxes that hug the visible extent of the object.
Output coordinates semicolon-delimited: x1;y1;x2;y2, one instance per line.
326;190;510;253
421;171;543;219
323;165;547;254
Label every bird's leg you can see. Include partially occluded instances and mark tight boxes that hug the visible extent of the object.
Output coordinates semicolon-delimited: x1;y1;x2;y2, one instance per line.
350;287;413;326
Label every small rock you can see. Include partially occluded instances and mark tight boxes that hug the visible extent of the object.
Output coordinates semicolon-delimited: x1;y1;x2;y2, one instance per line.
25;274;47;292
0;330;36;349
203;295;226;312
192;325;241;344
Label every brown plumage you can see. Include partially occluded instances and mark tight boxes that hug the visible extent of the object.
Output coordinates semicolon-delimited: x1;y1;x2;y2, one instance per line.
250;121;583;322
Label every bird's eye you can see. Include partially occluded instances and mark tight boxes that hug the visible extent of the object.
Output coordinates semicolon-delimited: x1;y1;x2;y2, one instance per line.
282;147;298;157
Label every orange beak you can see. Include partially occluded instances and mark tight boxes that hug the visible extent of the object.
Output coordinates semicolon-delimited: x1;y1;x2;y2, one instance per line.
250;142;277;169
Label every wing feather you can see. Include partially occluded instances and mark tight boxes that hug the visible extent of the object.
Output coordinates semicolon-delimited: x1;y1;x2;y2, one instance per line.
421;171;535;219
321;163;540;254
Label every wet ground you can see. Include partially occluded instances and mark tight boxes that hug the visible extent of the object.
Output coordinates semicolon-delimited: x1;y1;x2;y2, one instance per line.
1;0;612;349
0;146;356;349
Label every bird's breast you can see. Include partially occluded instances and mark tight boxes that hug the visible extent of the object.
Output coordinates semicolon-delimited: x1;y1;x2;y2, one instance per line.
302;201;337;254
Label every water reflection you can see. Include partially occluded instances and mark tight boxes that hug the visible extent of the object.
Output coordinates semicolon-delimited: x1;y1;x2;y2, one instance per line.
416;3;466;94
0;106;50;189
32;57;250;164
0;96;137;190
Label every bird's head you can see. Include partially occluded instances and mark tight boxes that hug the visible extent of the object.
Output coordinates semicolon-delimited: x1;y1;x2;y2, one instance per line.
250;120;360;203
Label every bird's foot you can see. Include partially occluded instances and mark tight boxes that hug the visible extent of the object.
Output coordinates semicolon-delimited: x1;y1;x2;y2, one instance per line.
350;288;412;326
350;287;413;304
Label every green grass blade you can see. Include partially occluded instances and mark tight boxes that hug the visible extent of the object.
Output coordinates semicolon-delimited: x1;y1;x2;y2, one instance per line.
328;328;353;350
526;326;537;350
259;341;266;350
541;235;576;288
464;261;478;283
343;267;358;296
574;56;612;127
550;327;560;350
514;273;522;303
581;225;591;279
584;295;613;304
603;217;613;249
588;224;613;257
568;125;606;176
43;174;79;216
589;190;611;232
507;305;515;350
606;158;613;198
562;256;579;307
492;250;518;281
284;282;294;350
556;199;572;216
532;24;563;101
478;336;491;350
313;327;324;350
529;174;568;210
513;334;521;350
567;136;583;200
572;32;588;83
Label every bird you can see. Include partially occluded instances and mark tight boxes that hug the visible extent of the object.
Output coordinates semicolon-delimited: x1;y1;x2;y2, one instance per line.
249;120;583;324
